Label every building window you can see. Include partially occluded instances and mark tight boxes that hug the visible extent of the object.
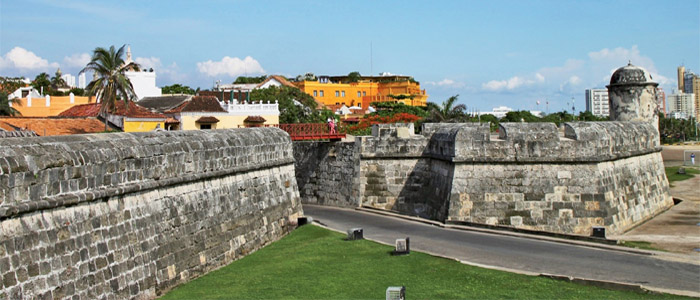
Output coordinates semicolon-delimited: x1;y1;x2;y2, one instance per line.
320;90;324;97
341;91;345;97
335;91;339;97
336;102;340;105
362;91;366;96
200;124;212;130
357;91;361;98
313;90;317;97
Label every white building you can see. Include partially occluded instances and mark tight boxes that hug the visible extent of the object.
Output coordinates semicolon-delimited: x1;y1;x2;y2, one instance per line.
123;46;162;100
667;92;696;119
78;73;87;89
61;74;76;88
585;89;609;117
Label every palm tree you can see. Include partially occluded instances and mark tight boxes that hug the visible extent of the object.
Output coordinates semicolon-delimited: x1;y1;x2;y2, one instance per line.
80;45;140;129
0;93;21;116
428;95;466;122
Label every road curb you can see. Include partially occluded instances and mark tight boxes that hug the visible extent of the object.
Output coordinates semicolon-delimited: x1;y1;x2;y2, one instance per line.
306;221;700;298
353;206;660;257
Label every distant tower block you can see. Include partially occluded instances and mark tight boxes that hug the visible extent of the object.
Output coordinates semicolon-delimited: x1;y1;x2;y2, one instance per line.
607;62;660;130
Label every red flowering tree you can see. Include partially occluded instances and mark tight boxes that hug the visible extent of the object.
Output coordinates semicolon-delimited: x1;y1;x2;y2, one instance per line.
345;112;423;136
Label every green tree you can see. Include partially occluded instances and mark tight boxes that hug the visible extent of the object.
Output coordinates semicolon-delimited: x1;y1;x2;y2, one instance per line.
501;110;541;123
80;44;140;129
0;93;21;116
0;76;24;97
427;95;467;122
347;71;361;83
250;85;327;123
234;76;267;84
31;72;51;94
68;87;85;96
51;69;67;89
370;102;428;118
162;84;195;95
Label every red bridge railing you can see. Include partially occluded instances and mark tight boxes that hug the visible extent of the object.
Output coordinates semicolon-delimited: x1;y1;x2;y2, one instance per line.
241;123;346;141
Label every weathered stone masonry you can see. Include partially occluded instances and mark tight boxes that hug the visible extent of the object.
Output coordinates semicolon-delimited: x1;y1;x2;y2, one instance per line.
0;128;303;299
297;122;673;236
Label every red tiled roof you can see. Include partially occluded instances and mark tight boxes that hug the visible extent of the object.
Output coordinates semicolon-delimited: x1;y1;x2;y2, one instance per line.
59;102;166;119
0;117;107;136
195;116;220;123
257;75;297;89
166;96;226;113
244;116;266;123
58;103;101;117
165;117;179;124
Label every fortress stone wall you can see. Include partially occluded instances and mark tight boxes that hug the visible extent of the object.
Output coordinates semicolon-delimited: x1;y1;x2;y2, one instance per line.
296;122;673;236
0;128;302;299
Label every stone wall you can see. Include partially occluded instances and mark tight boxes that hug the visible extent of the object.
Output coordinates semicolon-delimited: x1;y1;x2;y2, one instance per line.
296;122;673;236
0;128;303;299
294;141;359;207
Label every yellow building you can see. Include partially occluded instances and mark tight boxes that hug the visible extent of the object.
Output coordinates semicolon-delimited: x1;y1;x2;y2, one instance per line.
293;74;428;109
11;93;94;117
59;102;166;132
138;95;280;130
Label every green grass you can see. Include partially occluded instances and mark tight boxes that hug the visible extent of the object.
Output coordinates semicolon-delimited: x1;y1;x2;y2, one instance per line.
665;166;700;185
162;225;688;300
618;241;665;252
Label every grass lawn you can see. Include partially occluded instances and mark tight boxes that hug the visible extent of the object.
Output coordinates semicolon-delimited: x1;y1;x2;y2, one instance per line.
162;225;688;299
665;166;700;185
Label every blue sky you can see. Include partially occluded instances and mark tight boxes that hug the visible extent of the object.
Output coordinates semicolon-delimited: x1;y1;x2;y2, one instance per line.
1;0;698;112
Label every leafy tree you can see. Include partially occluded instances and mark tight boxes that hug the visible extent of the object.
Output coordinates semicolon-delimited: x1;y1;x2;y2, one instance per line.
427;95;467;122
659;114;698;144
81;44;140;130
0;76;24;97
68;87;85;96
347;71;361;83
234;76;267;84
31;72;51;94
0;93;21;116
479;114;500;131
51;69;67;89
250;85;328;123
501;110;541;123
370;102;428;118
162;84;195;95
578;111;608;121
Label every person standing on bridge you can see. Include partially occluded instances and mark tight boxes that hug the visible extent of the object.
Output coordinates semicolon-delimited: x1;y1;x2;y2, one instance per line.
328;117;336;134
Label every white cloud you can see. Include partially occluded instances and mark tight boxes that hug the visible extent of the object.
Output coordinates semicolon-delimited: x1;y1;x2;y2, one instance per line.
482;75;539;91
481;45;673;95
63;53;91;68
196;56;265;77
0;47;59;70
426;78;465;88
135;56;187;84
568;76;581;85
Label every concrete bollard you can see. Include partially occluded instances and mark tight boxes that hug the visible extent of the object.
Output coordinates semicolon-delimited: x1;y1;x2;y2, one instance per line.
392;237;410;255
346;228;364;240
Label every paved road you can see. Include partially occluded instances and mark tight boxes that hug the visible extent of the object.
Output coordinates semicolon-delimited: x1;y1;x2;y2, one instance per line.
304;205;700;293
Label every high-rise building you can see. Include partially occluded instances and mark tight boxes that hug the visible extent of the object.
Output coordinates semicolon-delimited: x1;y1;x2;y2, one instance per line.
678;65;700;121
667;92;696;119
585;88;609;117
78;73;87;89
61;74;76;88
656;87;666;117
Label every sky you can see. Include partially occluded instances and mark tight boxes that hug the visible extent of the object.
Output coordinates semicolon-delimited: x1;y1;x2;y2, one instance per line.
1;0;698;113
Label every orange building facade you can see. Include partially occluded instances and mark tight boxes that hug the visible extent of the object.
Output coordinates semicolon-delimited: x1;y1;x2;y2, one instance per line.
293;75;428;109
11;94;95;117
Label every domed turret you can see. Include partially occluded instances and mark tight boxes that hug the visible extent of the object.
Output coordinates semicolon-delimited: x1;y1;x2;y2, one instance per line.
609;62;655;86
606;61;660;131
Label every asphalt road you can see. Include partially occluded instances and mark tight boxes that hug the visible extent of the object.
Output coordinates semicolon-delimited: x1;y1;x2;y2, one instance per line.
304;205;700;293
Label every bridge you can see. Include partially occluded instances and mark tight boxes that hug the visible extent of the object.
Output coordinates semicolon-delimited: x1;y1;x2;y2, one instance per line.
244;123;347;141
